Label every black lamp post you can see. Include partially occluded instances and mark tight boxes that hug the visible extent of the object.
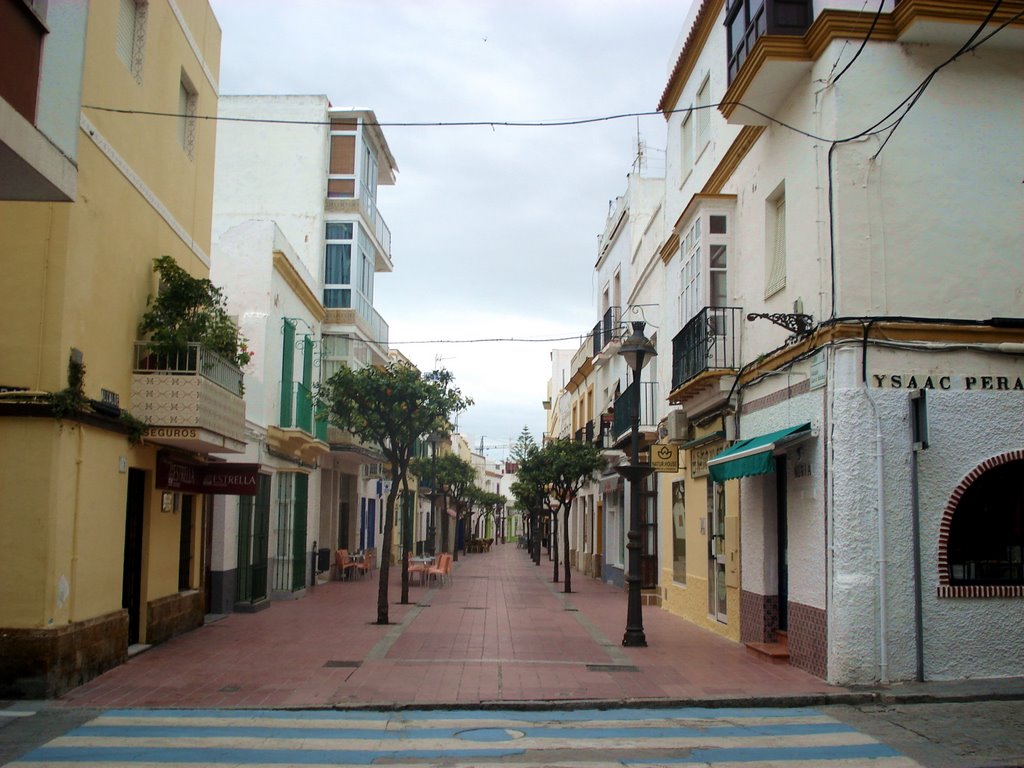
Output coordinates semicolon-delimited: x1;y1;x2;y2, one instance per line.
616;320;657;647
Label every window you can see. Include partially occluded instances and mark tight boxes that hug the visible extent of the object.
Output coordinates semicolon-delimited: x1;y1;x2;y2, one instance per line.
947;460;1024;586
765;190;786;297
696;76;711;154
681;111;694;181
324;222;354;308
679;217;702;325
178;73;197;159
116;0;147;82
672;480;686;584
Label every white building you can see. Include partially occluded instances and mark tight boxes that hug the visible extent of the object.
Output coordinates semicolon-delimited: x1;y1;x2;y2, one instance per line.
658;0;1024;683
210;95;398;610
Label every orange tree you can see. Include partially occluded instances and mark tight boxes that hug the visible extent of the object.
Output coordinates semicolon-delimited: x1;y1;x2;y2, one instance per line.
538;438;606;593
410;450;475;557
320;363;471;623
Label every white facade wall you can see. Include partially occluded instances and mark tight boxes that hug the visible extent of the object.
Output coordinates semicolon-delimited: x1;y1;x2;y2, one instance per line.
656;0;1024;683
213;95;330;283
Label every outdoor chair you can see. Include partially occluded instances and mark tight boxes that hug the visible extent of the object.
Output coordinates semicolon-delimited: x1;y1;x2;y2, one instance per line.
427;553;452;587
354;548;374;578
335;549;358;580
407;551;430;585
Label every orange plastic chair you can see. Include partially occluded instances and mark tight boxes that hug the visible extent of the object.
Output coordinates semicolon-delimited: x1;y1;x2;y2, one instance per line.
427;553;452;587
407;551;429;585
355;548;374;578
335;549;358;580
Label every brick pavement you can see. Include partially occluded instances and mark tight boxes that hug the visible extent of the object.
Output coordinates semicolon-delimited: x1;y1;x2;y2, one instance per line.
57;543;842;709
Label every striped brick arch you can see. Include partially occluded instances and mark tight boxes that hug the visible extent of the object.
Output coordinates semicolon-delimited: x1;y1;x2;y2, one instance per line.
937;450;1024;598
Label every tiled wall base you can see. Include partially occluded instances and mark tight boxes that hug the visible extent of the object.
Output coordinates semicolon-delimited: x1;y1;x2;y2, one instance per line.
0;610;128;698
146;590;203;646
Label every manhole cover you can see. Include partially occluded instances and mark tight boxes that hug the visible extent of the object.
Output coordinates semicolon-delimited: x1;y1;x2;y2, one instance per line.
455;728;525;742
586;663;639;673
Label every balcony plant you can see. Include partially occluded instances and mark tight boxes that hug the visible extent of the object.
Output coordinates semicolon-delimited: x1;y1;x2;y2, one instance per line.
138;256;252;370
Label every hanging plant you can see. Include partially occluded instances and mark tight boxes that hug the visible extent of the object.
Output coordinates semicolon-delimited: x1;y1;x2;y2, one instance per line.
138;256;251;368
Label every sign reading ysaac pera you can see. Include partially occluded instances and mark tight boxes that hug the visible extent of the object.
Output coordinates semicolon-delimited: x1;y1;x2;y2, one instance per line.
871;373;1024;390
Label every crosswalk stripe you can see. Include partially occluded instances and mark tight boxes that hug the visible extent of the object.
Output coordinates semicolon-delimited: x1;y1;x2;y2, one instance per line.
10;707;918;767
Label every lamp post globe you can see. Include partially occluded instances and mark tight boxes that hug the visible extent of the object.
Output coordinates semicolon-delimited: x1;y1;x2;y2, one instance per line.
616;320;656;647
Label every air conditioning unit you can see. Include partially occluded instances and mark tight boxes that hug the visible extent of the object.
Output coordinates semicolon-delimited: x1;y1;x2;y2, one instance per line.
666;410;689;443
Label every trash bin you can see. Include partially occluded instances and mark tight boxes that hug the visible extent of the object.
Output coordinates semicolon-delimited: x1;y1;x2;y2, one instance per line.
316;547;330;573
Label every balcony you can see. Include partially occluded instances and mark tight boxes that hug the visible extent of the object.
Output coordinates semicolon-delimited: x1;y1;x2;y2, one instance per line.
323;195;392;271
324;295;389;357
131;343;246;454
721;0;813;125
611;381;659;445
592;306;622;360
669;307;742;411
0;0;80;201
268;381;329;463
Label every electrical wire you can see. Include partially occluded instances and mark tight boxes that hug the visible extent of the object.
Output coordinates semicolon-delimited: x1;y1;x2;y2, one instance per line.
829;0;886;86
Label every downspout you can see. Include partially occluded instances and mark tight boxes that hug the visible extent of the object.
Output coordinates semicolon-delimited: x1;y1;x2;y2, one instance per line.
862;321;888;683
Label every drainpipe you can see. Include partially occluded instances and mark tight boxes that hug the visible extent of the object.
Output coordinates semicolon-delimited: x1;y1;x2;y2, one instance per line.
862;322;889;683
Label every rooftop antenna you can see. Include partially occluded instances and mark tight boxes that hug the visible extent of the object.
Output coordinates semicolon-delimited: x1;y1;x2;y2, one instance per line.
434;354;454;369
633;117;646;174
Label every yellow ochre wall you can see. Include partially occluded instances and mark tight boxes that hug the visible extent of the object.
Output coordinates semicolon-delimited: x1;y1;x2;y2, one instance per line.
0;0;221;664
658;463;742;642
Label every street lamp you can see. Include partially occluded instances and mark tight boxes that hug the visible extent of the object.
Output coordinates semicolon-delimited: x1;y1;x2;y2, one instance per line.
616;320;657;647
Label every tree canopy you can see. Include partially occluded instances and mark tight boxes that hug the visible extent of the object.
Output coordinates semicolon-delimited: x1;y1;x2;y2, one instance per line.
320;363;471;622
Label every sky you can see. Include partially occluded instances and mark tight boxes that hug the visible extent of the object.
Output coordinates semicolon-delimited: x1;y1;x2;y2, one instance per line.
209;0;696;460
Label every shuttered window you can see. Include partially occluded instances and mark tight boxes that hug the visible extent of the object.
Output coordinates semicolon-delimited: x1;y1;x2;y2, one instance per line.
116;0;137;67
765;195;787;297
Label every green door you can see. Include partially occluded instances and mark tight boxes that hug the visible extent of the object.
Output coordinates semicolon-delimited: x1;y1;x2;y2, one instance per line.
237;474;270;604
291;473;309;591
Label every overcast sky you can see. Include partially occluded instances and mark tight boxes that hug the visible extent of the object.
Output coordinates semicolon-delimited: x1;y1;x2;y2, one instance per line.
210;0;695;459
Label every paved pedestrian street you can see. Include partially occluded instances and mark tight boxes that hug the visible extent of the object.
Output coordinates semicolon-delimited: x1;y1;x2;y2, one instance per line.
9;706;920;767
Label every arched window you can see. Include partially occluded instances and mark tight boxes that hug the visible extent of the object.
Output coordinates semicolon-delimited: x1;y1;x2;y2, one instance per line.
941;456;1024;596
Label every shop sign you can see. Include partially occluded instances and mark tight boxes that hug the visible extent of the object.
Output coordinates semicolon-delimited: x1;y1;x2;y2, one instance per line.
156;455;260;495
690;441;723;479
651;444;680;473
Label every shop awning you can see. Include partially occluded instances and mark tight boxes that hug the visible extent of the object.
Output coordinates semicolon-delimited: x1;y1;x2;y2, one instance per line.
707;423;813;483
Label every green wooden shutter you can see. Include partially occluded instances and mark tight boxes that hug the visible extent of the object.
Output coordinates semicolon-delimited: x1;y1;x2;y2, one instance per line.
299;335;314;432
236;497;253;602
280;319;296;426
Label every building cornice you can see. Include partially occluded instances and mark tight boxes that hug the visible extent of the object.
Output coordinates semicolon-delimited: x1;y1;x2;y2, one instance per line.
272;251;326;323
658;0;725;114
721;3;1023;121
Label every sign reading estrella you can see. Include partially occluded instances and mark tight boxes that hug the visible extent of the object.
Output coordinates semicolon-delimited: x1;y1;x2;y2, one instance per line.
156;455;260;495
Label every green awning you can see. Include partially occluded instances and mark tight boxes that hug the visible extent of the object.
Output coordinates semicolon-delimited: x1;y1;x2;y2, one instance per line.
707;423;813;483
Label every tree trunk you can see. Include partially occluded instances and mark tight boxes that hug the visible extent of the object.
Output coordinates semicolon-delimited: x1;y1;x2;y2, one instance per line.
377;477;401;624
562;502;572;593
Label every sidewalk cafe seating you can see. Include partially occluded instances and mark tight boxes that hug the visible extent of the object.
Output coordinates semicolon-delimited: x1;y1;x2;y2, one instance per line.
427;553;452;587
335;549;359;580
407;551;430;585
354;548;375;578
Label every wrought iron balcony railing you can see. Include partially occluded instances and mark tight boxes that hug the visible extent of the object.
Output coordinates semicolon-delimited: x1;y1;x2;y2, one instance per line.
671;306;742;391
133;342;243;395
612;381;659;442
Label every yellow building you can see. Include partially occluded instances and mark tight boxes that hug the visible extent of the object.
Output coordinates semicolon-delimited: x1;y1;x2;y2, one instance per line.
0;0;226;698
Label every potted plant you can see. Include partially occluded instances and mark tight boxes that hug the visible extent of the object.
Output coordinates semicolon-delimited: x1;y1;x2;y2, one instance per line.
138;255;252;373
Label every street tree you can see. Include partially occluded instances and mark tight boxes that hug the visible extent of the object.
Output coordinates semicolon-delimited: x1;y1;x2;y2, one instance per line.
539;438;606;593
320;364;471;623
510;434;548;566
409;448;474;556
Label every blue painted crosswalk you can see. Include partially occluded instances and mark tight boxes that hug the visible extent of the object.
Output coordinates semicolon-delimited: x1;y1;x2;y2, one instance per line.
11;706;921;766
